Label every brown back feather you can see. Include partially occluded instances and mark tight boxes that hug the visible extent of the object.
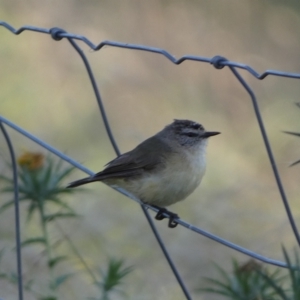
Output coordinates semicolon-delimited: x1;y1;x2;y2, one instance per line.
92;135;173;180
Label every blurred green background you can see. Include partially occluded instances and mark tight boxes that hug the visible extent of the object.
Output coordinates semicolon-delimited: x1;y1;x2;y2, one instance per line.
1;1;300;299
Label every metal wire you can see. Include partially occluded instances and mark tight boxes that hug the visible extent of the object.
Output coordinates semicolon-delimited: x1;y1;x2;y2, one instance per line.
0;116;291;269
61;29;192;300
1;21;300;300
0;122;23;300
228;65;300;246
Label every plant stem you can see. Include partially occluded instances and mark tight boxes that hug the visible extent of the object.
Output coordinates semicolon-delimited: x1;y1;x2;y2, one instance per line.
39;198;57;296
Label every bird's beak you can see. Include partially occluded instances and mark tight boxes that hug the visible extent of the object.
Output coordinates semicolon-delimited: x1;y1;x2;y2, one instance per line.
202;131;221;138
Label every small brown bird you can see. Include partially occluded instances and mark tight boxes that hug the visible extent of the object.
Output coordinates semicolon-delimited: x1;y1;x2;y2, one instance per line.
68;119;220;227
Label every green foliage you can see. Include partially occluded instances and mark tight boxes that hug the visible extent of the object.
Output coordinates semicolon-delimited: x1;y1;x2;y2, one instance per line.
90;258;133;300
198;259;282;300
48;256;68;268
0;153;79;299
21;237;47;247
0;154;76;221
49;273;74;290
198;247;300;300
0;152;133;300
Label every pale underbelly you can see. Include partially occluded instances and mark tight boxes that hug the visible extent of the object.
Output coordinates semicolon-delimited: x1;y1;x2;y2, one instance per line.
106;165;205;207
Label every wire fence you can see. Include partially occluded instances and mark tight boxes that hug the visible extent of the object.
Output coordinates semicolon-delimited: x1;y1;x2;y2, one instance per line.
0;21;300;300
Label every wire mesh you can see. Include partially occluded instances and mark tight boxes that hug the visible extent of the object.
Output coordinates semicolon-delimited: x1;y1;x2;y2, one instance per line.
1;21;300;300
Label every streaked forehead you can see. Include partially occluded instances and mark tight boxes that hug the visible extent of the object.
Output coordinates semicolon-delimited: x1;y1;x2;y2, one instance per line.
173;119;204;131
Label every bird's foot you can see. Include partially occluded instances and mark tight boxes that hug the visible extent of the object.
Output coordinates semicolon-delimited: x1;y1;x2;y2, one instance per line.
152;206;179;228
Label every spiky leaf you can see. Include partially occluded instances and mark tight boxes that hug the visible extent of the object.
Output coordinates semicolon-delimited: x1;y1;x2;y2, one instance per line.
21;237;46;247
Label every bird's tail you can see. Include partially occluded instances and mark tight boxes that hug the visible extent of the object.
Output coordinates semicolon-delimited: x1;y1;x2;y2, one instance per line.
67;176;100;188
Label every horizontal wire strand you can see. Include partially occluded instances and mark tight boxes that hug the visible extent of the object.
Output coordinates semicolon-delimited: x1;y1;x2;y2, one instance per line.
0;115;290;268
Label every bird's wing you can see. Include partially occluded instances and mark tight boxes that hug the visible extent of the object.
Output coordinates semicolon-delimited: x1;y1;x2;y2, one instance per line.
93;135;173;180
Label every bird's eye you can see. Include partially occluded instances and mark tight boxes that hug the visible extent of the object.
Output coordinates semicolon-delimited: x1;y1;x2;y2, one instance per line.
184;132;198;137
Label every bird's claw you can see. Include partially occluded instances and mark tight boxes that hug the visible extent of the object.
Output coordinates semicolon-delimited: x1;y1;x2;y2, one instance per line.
154;207;179;228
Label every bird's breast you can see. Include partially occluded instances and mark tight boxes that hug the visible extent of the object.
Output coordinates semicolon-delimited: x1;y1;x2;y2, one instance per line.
124;146;207;207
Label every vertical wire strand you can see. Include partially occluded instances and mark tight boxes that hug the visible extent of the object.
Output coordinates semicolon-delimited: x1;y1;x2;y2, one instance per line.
141;205;192;299
229;66;300;246
67;38;119;154
0;122;24;300
64;38;192;299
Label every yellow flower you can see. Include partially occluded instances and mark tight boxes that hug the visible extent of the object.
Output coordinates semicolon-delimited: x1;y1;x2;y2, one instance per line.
18;152;44;170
